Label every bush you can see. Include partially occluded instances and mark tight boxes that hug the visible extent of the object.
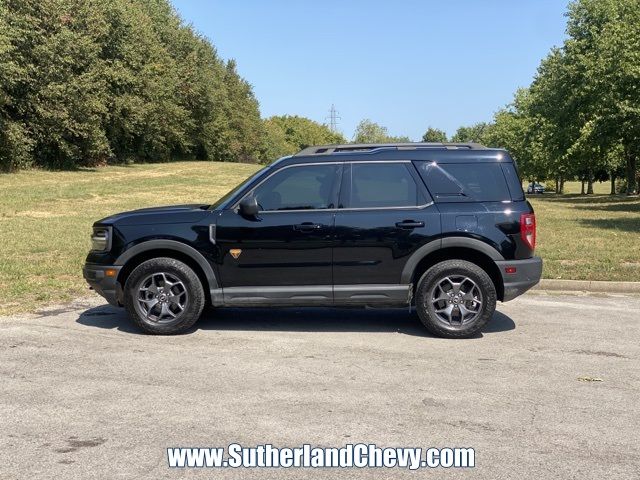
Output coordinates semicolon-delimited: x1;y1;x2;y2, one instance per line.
544;180;556;192
0;120;33;172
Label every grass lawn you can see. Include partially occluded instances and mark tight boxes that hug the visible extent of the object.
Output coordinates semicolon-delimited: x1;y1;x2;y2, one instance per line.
1;164;639;315
0;161;260;315
528;189;640;282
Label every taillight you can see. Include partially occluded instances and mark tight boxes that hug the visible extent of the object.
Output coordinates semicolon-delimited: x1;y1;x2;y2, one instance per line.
520;213;536;251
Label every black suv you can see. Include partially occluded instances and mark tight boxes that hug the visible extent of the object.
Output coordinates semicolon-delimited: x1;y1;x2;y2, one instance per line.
84;143;542;338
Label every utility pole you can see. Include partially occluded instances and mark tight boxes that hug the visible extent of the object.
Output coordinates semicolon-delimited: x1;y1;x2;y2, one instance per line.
326;104;341;132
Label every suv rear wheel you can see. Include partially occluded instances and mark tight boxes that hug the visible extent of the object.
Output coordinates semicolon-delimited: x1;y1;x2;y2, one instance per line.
124;257;205;335
415;260;496;338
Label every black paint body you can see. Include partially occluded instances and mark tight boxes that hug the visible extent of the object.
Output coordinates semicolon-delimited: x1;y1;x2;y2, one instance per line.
84;147;542;308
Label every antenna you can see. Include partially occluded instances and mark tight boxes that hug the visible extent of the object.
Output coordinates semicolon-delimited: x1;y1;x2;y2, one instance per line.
326;104;341;132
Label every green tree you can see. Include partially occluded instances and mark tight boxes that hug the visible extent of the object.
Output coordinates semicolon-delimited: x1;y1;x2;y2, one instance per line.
0;0;32;171
526;0;640;193
421;127;448;143
482;89;549;183
2;0;113;169
216;60;264;162
352;119;410;143
569;0;640;194
0;0;266;171
526;49;577;192
106;0;193;163
450;123;492;144
261;118;291;162
261;115;345;162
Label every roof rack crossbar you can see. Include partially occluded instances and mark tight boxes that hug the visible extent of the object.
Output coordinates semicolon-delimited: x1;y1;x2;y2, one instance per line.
294;142;486;156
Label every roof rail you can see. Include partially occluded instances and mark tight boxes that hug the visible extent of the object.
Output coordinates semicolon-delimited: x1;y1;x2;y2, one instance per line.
294;142;487;156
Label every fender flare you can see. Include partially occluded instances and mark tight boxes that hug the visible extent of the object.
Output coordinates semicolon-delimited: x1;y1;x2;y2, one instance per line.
115;239;218;289
400;237;504;284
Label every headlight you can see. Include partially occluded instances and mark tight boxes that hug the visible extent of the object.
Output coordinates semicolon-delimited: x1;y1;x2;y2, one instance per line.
90;226;112;252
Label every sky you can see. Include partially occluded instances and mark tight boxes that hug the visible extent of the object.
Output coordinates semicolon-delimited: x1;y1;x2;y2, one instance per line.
171;0;570;141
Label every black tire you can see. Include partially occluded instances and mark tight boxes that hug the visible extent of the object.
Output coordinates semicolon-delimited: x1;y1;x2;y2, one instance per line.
124;257;205;335
415;260;496;339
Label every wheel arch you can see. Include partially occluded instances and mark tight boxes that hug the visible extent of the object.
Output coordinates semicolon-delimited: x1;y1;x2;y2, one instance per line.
403;240;505;301
115;240;217;304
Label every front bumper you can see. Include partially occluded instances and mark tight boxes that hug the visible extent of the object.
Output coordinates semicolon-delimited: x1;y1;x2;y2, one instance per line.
83;263;123;306
496;256;543;302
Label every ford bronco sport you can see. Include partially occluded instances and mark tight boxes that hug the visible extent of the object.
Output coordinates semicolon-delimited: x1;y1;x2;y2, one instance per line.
83;143;542;338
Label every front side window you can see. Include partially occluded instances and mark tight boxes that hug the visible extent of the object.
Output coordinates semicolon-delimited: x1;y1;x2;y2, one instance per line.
210;165;272;210
346;163;424;208
252;164;339;211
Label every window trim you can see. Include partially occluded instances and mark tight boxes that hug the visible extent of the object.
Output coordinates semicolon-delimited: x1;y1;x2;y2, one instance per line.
339;160;433;211
232;162;343;213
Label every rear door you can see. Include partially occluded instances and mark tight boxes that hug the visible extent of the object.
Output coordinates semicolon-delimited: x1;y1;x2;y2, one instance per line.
332;161;441;302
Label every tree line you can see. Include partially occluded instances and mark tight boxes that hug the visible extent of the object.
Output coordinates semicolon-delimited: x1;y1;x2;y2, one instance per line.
2;0;638;192
0;0;343;172
0;0;254;170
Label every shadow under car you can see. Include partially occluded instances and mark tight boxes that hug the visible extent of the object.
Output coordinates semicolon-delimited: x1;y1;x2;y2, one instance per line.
77;304;516;338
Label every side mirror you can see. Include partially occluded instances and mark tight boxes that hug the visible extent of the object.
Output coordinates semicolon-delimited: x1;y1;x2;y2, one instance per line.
239;195;259;217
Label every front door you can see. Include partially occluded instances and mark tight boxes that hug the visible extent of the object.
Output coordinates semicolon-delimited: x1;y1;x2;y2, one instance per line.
215;162;342;305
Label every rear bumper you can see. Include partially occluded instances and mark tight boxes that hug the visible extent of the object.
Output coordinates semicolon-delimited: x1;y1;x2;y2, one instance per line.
83;263;123;306
496;256;543;302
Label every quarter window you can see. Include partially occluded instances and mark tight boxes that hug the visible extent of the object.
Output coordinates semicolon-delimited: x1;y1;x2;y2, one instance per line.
252;164;339;211
501;163;525;201
416;162;512;202
346;163;424;208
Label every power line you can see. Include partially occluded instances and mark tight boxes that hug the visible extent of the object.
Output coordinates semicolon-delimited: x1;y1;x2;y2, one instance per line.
326;104;341;132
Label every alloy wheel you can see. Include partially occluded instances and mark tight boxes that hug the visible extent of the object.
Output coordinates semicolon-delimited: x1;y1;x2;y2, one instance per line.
430;275;483;326
135;272;188;323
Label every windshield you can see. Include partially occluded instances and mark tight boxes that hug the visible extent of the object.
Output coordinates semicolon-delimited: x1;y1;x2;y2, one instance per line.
209;165;271;210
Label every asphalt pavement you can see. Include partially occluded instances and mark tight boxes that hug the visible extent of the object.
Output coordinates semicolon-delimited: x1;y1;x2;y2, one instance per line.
1;292;639;479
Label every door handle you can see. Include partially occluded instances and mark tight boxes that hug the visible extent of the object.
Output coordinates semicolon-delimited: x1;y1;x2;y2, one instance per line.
395;220;425;229
293;222;323;232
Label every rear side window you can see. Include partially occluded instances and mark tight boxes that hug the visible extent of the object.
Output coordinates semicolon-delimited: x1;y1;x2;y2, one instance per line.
346;163;425;208
415;162;511;202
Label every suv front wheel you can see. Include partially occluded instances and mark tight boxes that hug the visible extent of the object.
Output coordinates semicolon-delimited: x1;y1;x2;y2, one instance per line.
415;260;496;338
124;257;205;335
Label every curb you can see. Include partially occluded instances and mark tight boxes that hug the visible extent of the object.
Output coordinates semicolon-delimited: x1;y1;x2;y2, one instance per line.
533;279;640;294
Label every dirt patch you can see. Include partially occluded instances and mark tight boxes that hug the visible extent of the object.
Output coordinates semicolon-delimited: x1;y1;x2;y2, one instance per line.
14;211;66;219
559;259;581;266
